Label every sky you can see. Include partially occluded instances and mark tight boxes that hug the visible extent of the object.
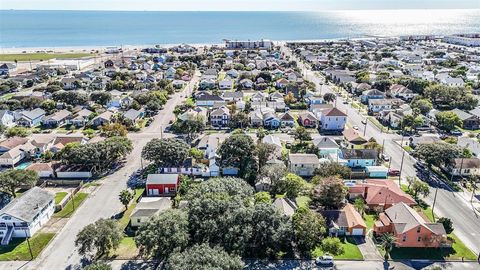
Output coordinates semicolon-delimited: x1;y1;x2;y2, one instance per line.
0;0;479;11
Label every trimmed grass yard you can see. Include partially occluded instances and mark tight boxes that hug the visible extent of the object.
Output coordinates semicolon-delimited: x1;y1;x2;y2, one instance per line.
389;233;476;260
0;53;92;62
53;192;88;218
312;237;363;260
118;188;144;230
109;237;139;259
54;192;68;204
0;233;55;261
403;145;413;152
364;213;376;230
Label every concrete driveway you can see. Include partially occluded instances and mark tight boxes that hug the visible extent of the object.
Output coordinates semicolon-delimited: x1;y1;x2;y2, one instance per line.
353;235;383;260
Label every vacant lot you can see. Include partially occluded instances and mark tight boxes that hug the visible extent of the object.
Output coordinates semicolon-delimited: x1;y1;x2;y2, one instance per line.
0;53;92;62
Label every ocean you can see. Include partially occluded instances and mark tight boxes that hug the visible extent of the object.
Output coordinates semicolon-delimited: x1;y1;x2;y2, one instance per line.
1;9;480;48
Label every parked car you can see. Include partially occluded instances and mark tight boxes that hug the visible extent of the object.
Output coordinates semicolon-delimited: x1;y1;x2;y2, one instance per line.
388;169;400;176
450;129;463;136
381;154;390;161
315;255;334;266
352;125;359;130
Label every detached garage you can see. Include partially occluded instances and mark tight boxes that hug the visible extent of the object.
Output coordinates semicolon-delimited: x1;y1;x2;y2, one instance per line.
146;174;179;197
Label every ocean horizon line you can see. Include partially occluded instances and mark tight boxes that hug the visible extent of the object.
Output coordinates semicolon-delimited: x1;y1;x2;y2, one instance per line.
1;8;480;12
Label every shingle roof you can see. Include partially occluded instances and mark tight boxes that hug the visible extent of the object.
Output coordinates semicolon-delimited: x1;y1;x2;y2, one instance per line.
341;149;378;160
289;153;319;164
0;187;54;222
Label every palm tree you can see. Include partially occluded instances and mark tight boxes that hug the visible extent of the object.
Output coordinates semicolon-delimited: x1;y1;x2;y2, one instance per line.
119;189;134;211
380;233;397;261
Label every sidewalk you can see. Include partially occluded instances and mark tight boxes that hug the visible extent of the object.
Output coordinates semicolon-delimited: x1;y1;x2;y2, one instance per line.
458;188;480;213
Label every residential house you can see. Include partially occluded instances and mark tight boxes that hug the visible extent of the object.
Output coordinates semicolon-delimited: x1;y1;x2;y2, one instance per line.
313;137;340;159
320;108;347;131
249;110;265;127
0;63;17;75
130;197;171;228
195;93;225;107
0;187;54;245
279;111;295;127
273;198;297;217
178;107;208;123
374;202;446;248
0;137;29;153
449;158;480;177
92;111;114;127
219;79;233;90
348;179;416;210
451;109;480;130
17;108;46;127
288;153;320;177
146;174;180;197
457;137;480;157
199;78;216;90
343;129;368;149
210;106;230;127
165;67;176;79
69;108;93;127
298;111;318;128
340;149;378;168
26;163;54;178
42;109;71;127
322;203;367;236
388;84;416;100
368;99;403;114
0;110;15;127
123;109;144;125
263;112;281;129
361;89;385;104
221;91;243;102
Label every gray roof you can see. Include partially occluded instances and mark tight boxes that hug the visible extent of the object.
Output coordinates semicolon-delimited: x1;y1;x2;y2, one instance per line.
313;137;339;149
289;153;319;164
21;108;46;121
0;187;54;223
130;197;171;218
451;108;475;121
341;149;378;160
273;198;297;217
123;109;142;121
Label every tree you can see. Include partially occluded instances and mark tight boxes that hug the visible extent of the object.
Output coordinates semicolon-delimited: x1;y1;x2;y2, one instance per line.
294;126;311;143
435;111;462;132
313;162;352;180
254;191;272;204
311;176;347;209
321;237;345;256
410;180;430;199
323;93;336;103
292;207;326;255
83;262;112;270
166;244;244;270
229;112;250;129
118;189;134;210
437;217;454;234
188;147;204;160
272;173;306;198
415;142;461;168
135;209;189;259
379;233;397;261
142;138;189;167
256;163;288;188
40;99;57;113
90;91;112;105
0;170;38;198
218;133;258;183
173;116;205;142
354;197;366;216
75;219;122;258
5;126;30;138
256;142;276;169
100;123;128;137
411;98;433;115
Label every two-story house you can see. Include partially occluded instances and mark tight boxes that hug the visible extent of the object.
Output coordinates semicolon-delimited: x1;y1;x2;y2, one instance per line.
288;153;320;177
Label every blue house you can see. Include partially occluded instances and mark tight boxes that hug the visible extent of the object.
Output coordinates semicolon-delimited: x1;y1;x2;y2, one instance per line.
360;89;385;104
340;149;378;168
263;112;281;129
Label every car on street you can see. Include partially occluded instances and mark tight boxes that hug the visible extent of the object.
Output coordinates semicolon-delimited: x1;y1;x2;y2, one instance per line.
343;100;348;104
381;154;390;161
352;125;359;130
388;169;400;176
315;255;334;266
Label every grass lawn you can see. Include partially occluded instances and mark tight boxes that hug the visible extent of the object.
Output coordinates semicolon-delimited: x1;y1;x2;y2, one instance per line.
421;206;435;222
0;93;15;101
389;233;476;260
53;192;88;218
0;53;92;62
364;213;376;230
54;192;68;204
312;237;363;260
403;146;413;152
295;196;311;208
118;188;144;230
108;237;139;259
0;233;55;261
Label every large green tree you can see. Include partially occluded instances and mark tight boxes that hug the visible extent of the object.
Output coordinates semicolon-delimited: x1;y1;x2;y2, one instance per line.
135;209;189;259
141;138;189;167
75;219;122;259
218;133;258;183
313;162;352;180
435;111;462;132
0;169;38;198
166;244;244;270
272;173;306;199
311;176;347;209
292;207;326;255
415;142;461;168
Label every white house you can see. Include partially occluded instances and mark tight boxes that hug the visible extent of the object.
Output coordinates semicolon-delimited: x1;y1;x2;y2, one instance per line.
130;197;171;228
0;110;15;127
0;187;54;245
288;153;320;177
320;108;347;131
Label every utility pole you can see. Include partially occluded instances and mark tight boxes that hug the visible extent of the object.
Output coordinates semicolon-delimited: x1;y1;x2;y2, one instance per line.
363;119;368;137
24;229;33;260
399;151;406;186
71;191;76;212
382;139;385;155
431;187;439;222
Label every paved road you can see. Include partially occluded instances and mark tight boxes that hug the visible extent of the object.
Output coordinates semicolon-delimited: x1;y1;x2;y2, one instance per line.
281;45;480;256
7;72;200;270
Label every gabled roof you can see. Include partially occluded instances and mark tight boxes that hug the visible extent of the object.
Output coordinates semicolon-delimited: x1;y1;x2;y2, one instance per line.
313;137;339;149
350;179;415;206
385;202;446;235
322;203;366;229
123;109;142;120
289;153;319;164
323;107;347;117
146;174;179;185
273;198;297;217
0;137;29;150
21;108;46;121
341;149;378;160
343;129;368;144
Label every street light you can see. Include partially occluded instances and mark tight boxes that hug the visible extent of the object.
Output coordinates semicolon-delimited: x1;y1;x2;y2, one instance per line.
398;151;406;186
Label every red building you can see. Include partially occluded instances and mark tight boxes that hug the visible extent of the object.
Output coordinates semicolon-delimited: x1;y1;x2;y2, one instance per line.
146;174;179;197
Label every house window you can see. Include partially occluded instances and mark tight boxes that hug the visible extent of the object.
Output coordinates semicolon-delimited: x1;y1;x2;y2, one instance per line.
417;236;421;242
402;234;407;242
417;226;421;233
